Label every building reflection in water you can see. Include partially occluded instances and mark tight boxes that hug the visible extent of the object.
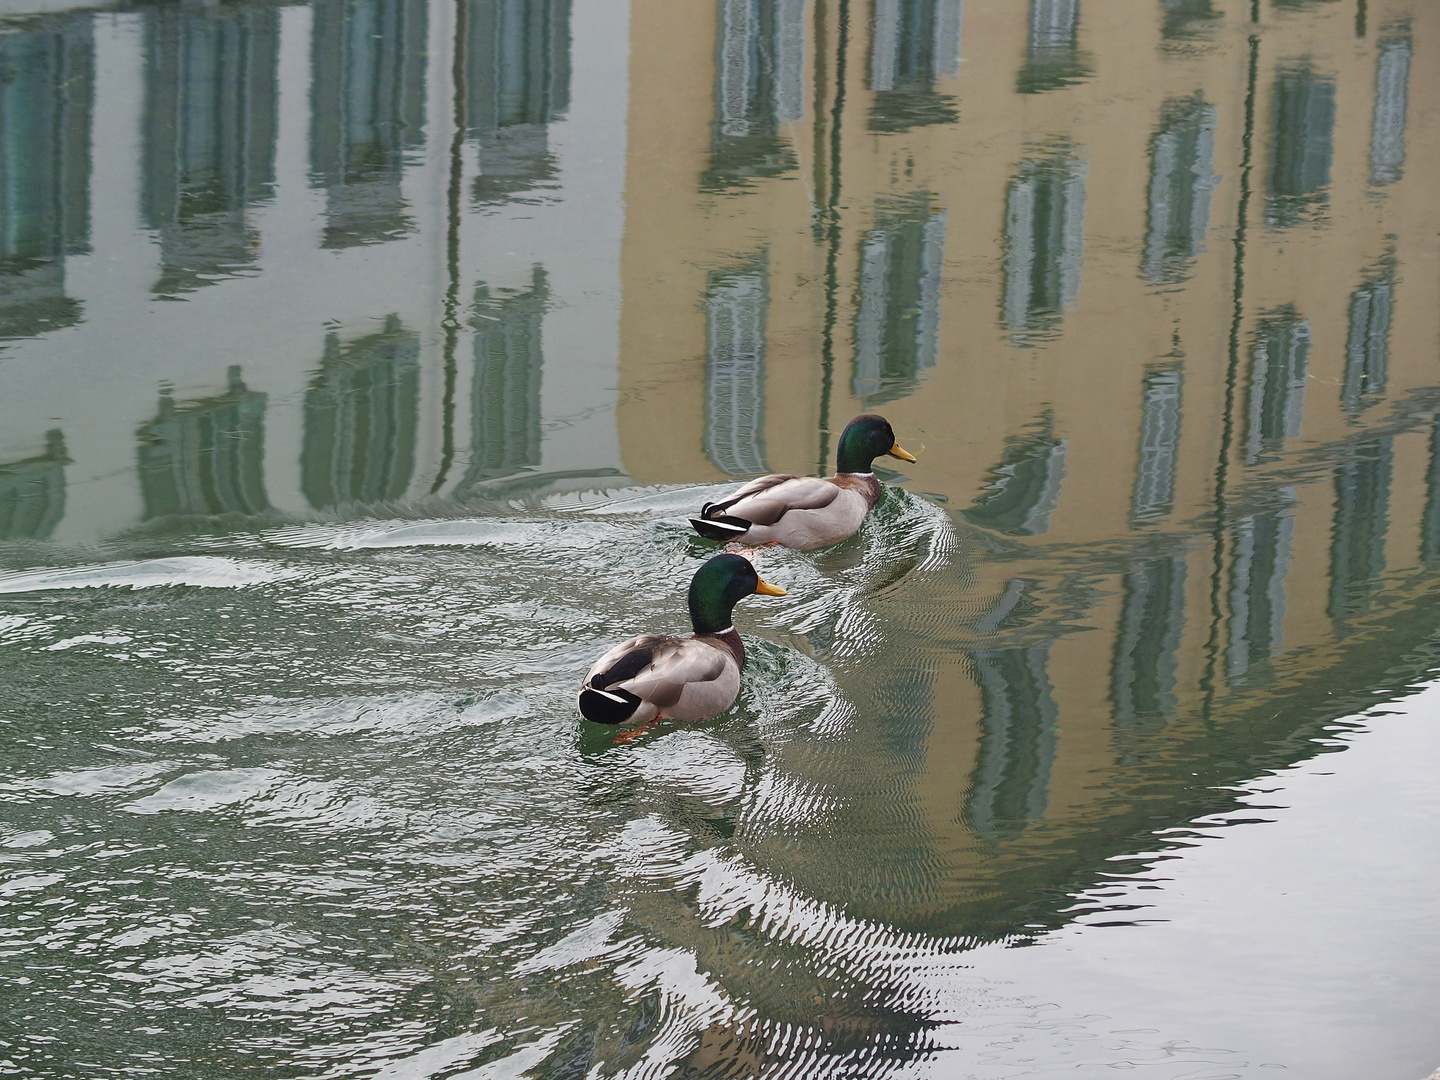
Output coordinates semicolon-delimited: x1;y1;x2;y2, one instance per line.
1018;0;1090;95
868;0;961;133
963;413;1067;536
1244;306;1309;464
704;256;769;476
301;315;420;509
0;15;92;339
0;431;69;541
310;0;428;248
703;0;804;191
1266;63;1335;229
1112;554;1186;760
1369;27;1410;186
468;0;572;205
1141;93;1216;286
1341;261;1394;418
853;195;946;405
1131;367;1182;525
463;268;546;486
141;3;279;296
1226;490;1294;685
137;367;270;519
1328;437;1391;623
966;646;1057;835
1002;147;1086;339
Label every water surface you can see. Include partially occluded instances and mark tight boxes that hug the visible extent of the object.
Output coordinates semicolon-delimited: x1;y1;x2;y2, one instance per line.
1;0;1438;1076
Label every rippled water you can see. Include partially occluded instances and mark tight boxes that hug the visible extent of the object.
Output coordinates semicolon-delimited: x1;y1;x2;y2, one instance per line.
3;0;1440;1076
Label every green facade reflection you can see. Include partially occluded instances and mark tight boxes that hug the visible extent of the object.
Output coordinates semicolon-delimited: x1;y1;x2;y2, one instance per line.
0;16;92;340
868;0;961;132
301;315;420;508
1266;63;1335;229
703;0;804;191
704;257;769;475
966;646;1057;834
310;0;428;248
137;367;270;519
141;3;280;295
1160;0;1222;42
1141;93;1216;285
468;0;572;205
0;431;69;541
853;196;945;406
464;269;546;485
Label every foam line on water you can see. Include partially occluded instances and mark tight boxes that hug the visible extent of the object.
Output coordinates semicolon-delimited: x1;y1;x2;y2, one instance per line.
0;557;302;594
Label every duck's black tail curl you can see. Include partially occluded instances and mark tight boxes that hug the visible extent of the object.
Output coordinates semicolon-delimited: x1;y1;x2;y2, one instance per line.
578;686;643;725
689;515;751;542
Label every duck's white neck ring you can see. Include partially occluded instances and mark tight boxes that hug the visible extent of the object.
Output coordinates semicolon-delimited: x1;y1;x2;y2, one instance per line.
712;626;735;635
839;471;875;478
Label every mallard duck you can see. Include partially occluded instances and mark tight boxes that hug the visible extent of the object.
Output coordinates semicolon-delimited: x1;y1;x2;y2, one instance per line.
577;553;787;727
689;414;917;551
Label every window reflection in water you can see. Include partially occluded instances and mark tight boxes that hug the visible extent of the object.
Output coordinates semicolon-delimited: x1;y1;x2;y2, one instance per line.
301;316;420;509
1266;63;1335;229
966;646;1057;834
1226;491;1294;685
1002;147;1086;339
705;0;805;191
141;3;279;295
0;431;69;541
868;0;960;132
137;367;271;519
310;0;427;248
1160;0;1222;43
468;0;572;205
1112;554;1186;759
1329;437;1391;623
964;413;1067;536
1141;93;1216;286
1245;307;1309;464
1369;28;1410;186
704;257;769;476
1018;0;1090;95
1131;367;1182;525
0;15;92;339
464;268;547;486
1341;261;1394;418
853;196;946;406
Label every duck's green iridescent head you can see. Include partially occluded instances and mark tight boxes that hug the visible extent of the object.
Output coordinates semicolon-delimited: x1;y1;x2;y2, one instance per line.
687;553;786;635
835;414;918;474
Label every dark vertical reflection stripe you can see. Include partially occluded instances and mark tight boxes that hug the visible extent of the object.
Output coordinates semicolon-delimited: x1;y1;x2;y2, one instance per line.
1201;32;1259;717
815;0;848;475
432;0;469;493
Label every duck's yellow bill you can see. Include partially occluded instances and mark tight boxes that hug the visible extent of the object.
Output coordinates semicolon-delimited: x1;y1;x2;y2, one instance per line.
889;443;918;463
755;578;787;597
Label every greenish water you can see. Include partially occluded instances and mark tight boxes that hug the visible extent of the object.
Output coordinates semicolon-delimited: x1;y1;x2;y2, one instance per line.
1;0;1439;1077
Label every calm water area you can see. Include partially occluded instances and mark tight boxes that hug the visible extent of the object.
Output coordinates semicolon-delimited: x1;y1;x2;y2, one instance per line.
2;0;1439;1076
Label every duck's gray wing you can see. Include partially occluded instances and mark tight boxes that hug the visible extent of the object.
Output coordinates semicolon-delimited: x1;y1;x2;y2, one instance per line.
716;475;841;526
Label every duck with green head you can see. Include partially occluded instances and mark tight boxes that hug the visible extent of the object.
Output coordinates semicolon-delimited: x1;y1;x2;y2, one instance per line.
578;553;787;729
689;414;918;551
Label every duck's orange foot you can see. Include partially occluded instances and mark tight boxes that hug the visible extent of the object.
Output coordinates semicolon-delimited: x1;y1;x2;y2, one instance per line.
614;716;661;743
